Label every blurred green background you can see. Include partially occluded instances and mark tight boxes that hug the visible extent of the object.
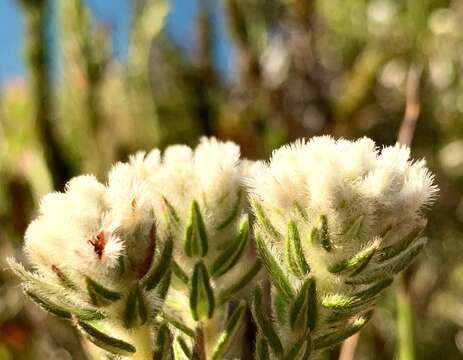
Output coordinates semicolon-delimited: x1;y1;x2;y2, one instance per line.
1;0;463;359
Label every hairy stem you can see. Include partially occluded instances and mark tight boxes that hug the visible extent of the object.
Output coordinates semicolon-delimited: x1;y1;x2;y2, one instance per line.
396;276;415;360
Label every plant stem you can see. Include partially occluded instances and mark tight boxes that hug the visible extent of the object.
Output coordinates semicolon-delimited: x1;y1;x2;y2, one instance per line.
396;275;415;360
394;63;422;360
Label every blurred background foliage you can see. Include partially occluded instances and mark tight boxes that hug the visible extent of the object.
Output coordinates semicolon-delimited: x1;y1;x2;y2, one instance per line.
1;0;463;359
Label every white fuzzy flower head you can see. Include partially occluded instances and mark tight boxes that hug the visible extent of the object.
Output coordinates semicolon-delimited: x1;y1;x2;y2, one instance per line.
248;136;437;246
247;136;438;356
9;137;257;360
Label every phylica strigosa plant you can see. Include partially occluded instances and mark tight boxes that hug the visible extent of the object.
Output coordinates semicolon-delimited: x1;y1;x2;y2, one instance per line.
9;136;437;359
246;136;438;358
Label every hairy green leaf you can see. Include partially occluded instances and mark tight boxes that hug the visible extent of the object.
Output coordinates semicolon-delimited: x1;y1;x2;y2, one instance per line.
212;301;246;360
313;312;372;350
252;286;283;356
142;237;173;291
217;260;261;305
285;220;310;276
289;276;317;332
184;200;209;257
377;225;424;262
211;215;249;277
255;231;295;300
153;323;174;360
252;199;283;240
216;190;241;230
77;320;136;355
255;335;270;360
86;277;121;305
25;288;104;321
190;261;215;320
328;240;379;275
310;215;331;252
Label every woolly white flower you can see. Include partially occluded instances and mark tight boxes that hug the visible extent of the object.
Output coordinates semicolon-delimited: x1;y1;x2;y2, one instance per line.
10;137;257;359
150;137;245;248
10;136;437;359
247;136;438;358
25;176;124;275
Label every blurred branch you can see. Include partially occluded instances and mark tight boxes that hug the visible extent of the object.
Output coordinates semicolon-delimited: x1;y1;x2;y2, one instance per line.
333;47;385;137
338;332;360;360
19;0;73;190
398;65;423;147
225;0;261;87
58;0;110;174
127;0;169;148
194;0;216;136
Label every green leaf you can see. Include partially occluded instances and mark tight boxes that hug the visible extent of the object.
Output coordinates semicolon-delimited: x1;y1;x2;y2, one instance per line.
328;240;379;275
190;261;215;320
322;293;356;310
25;289;72;319
9;259;78;298
313;312;373;350
176;336;192;358
252;286;283;356
272;290;289;324
310;215;331;252
322;278;393;312
255;335;270;360
51;265;77;290
77;320;136;356
9;260;105;320
343;215;364;239
123;283;147;328
163;196;180;225
217;260;262;305
153;323;174;360
163;313;195;338
8;259;39;283
216;190;241;230
294;201;308;221
172;260;189;285
117;255;126;277
283;337;311;360
255;231;295;300
285;220;310;276
377;225;424;262
86;277;121;305
184;200;209;257
347;238;426;285
211;215;249;278
289;277;317;332
354;277;393;301
24;288;104;321
252;198;283;240
212;301;247;360
389;238;426;274
142;237;173;291
156;269;172;302
123;286;137;329
136;286;148;325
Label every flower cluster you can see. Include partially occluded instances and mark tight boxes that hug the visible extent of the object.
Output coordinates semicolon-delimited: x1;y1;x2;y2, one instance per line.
247;136;438;357
9;136;437;359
